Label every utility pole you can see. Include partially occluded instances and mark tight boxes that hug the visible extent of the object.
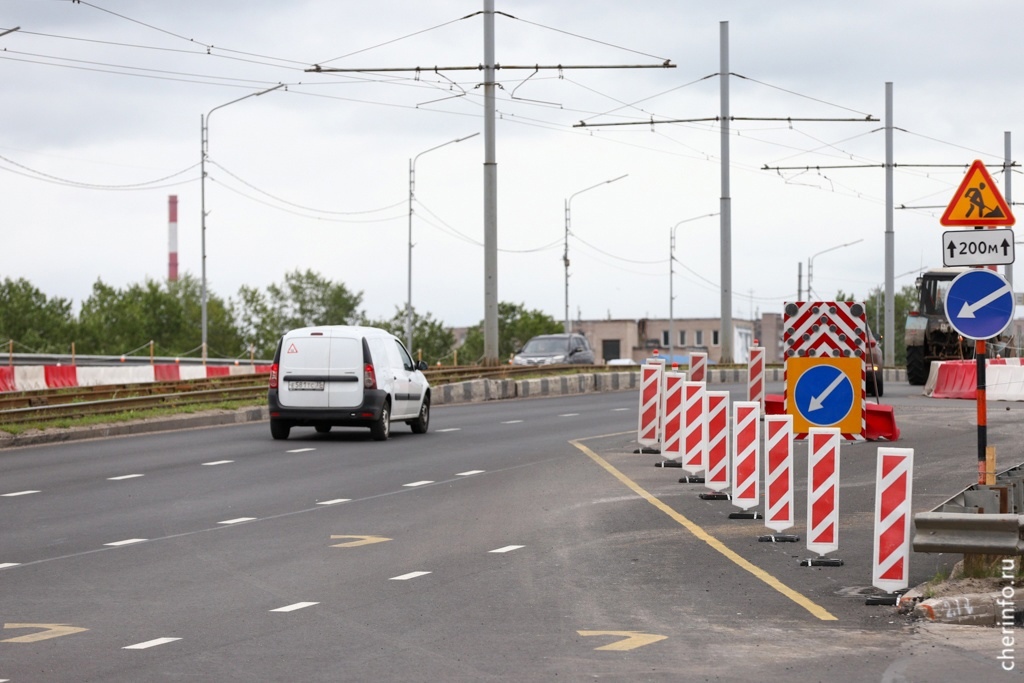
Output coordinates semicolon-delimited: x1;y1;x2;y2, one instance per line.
306;3;674;364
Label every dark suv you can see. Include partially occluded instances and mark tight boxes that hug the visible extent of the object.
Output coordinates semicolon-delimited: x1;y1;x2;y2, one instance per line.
512;333;595;366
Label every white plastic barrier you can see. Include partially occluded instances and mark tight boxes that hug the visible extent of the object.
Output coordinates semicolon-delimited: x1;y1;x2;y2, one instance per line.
179;365;208;381
13;366;47;391
987;364;1024;401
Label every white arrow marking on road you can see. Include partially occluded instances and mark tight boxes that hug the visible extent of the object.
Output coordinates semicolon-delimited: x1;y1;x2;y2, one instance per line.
809;373;847;412
123;637;180;650
957;283;1013;318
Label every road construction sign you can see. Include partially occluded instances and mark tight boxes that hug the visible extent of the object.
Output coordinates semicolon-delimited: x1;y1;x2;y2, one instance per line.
940;159;1015;227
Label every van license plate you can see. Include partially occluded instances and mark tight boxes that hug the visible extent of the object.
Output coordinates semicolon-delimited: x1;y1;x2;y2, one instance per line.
288;381;325;391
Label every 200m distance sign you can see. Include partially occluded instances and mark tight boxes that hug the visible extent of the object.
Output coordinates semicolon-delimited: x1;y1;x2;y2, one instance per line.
944;269;1015;341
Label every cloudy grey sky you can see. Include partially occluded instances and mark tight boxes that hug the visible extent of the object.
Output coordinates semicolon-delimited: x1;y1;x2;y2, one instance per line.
1;0;1020;332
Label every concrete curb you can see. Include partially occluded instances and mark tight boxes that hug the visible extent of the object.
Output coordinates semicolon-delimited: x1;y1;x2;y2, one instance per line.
907;593;1014;627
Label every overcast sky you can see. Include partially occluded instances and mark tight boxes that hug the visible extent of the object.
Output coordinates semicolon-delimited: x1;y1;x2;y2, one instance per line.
2;0;1021;333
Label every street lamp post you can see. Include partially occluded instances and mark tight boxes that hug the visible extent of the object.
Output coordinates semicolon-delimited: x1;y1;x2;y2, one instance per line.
407;133;479;353
200;83;285;363
806;238;864;300
669;213;719;362
564;174;627;333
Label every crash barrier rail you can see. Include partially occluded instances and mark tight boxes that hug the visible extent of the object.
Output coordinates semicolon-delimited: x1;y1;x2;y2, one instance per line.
925;358;1024;401
913;462;1024;555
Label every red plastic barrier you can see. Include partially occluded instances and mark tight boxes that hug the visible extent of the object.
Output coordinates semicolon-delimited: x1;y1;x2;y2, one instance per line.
253;365;273;374
931;361;976;399
865;404;900;442
154;364;181;382
0;366;15;393
765;394;785;415
44;365;78;388
206;366;230;377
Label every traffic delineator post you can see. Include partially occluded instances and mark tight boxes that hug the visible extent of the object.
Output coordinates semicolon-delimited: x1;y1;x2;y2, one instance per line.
636;360;664;452
689;352;708;383
762;415;798;542
698;391;731;498
680;382;706;481
729;401;761;518
658;372;686;466
802;427;843;566
871;447;915;595
748;346;765;415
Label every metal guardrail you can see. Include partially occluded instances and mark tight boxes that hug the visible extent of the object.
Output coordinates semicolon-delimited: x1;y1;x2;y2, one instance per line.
913;463;1024;555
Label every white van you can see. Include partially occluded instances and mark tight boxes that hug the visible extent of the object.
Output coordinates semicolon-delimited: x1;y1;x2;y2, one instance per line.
267;325;430;441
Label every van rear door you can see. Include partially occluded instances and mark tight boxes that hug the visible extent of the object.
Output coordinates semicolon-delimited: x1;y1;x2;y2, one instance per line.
277;333;331;408
327;335;363;408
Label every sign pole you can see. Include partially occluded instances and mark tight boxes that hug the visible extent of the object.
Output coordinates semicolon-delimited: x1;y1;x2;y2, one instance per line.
976;338;987;484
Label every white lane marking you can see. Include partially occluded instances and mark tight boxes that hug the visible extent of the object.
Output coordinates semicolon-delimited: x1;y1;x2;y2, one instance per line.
270;602;319;612
0;563;21;569
435;428;461;433
123;637;180;650
317;499;351;505
287;448;316;453
559;413;580;417
501;420;524;424
219;517;256;525
2;490;40;497
202;460;233;466
457;470;484;477
105;539;147;547
390;571;431;581
489;545;524;554
403;481;433;487
612;407;629;412
108;474;144;481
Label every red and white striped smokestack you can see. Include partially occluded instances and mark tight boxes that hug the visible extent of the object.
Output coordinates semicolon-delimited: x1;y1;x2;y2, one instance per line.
168;195;178;281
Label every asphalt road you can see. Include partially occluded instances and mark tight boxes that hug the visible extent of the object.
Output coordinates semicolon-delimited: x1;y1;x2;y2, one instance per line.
1;381;1022;682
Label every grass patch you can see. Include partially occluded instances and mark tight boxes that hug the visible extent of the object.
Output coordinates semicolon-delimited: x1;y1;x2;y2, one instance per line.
0;398;265;436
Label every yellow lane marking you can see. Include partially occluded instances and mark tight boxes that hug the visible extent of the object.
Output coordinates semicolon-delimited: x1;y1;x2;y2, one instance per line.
570;439;838;622
578;630;667;651
329;535;392;548
2;623;88;643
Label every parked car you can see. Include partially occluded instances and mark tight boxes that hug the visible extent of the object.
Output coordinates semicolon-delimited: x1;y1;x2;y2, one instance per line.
866;329;883;397
512;333;595;366
267;325;430;441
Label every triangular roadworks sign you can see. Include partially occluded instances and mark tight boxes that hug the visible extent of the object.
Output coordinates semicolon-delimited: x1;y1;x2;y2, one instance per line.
940;159;1015;227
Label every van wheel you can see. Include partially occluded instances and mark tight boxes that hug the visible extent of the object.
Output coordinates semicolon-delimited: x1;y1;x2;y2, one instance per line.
370;401;390;441
410;395;430;434
315;424;332;434
270;419;291;440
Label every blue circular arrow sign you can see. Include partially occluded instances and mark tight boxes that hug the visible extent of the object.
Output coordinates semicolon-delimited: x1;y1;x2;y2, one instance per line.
793;364;855;427
944;269;1015;340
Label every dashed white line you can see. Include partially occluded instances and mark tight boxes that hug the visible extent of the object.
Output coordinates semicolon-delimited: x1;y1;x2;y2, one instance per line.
2;490;40;497
0;563;21;570
108;474;144;481
489;545;525;554
317;499;351;505
270;602;319;612
202;460;234;466
287;448;316;453
612;407;629;412
105;539;147;547
123;637;180;650
457;470;485;477
558;413;580;417
501;420;524;424
390;571;431;581
219;517;256;525
403;481;434;488
435;428;461;433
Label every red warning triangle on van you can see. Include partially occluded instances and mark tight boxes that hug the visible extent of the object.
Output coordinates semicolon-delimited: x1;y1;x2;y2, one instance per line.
287;343;299;354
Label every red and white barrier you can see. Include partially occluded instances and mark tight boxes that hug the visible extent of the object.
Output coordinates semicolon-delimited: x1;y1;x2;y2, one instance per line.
636;361;664;448
928;359;1024;401
681;381;706;475
660;372;686;462
731;401;760;511
748;346;765;413
704;391;730;491
689;352;707;383
0;364;272;393
807;428;841;557
764;415;795;533
872;447;915;593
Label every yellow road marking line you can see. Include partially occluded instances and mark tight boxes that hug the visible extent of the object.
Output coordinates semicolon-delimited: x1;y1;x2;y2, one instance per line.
570;438;837;622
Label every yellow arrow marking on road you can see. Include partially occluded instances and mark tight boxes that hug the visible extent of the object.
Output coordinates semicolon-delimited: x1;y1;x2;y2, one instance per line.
577;630;667;651
2;624;88;643
329;535;392;548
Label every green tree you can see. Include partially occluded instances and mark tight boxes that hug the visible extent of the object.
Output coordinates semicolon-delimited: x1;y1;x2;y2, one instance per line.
458;302;563;363
835;285;917;366
363;306;456;366
0;277;76;353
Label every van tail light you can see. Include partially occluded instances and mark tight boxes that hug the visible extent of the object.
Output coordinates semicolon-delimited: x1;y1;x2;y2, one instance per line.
269;363;279;389
364;362;377;390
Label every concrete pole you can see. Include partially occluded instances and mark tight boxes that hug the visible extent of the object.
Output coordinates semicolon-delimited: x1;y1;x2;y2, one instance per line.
1005;131;1013;290
719;21;734;364
884;82;895;367
482;0;499;363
